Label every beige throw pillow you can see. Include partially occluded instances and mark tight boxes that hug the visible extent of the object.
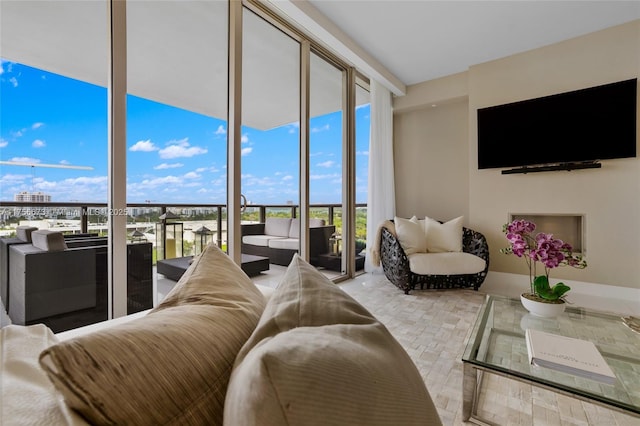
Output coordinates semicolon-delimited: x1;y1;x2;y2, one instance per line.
223;255;442;426
39;244;265;425
424;215;463;253
394;215;427;254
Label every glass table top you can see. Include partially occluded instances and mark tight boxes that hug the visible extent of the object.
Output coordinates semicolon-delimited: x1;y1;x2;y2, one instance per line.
462;294;640;416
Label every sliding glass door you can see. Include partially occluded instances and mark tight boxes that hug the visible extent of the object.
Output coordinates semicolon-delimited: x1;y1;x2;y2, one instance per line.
126;1;228;303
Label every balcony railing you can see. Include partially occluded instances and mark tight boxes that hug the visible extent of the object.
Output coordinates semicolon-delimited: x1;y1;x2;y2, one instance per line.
0;201;368;258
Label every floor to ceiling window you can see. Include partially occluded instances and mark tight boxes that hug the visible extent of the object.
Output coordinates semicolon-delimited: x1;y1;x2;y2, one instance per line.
241;7;300;215
126;1;228;301
355;82;371;274
0;0;368;329
309;51;347;275
0;0;109;330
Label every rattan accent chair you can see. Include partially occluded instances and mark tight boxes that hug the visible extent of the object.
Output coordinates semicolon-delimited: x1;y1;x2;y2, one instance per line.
379;223;489;294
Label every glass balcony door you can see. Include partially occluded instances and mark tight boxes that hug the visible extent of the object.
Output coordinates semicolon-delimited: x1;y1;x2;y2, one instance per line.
240;7;301;258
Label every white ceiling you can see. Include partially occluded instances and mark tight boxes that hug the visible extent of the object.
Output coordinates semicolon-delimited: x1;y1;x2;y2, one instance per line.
305;0;640;87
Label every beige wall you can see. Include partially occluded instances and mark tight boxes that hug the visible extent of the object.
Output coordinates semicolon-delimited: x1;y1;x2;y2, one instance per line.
393;20;640;289
393;100;469;221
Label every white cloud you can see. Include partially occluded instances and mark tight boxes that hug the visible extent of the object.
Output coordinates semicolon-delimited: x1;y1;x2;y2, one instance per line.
154;162;184;170
241;147;253;156
356;150;369;156
241;134;249;143
183;171;200;179
0;173;30;183
130;139;158;152
281;175;293;181
32;122;44;129
11;130;23;138
10;157;40;163
159;138;207;159
60;160;70;165
65;176;108;185
0;63;3;75
0;138;7;148
311;124;330;133
310;173;340;180
9;77;18;87
32;139;46;148
140;175;183;186
215;125;226;135
317;160;335;168
287;123;300;134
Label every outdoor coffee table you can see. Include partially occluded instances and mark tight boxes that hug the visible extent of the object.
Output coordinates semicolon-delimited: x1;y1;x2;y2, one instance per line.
462;295;640;424
157;253;269;281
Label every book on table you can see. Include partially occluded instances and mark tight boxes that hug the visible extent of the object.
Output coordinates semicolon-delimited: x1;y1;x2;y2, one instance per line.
525;328;616;385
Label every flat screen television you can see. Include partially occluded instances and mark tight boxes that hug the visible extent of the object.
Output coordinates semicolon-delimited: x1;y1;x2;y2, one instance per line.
477;78;637;170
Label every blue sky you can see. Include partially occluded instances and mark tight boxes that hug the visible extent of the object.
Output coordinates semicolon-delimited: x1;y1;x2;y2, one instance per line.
0;59;370;205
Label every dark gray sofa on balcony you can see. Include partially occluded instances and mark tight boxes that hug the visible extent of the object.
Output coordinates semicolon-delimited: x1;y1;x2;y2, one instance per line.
8;230;96;325
5;230;153;332
241;217;335;266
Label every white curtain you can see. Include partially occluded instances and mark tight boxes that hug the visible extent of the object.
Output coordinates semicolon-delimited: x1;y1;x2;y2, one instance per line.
365;80;395;273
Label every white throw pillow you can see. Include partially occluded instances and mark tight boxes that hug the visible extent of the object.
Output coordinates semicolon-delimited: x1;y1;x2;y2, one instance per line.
424;216;463;253
394;216;427;255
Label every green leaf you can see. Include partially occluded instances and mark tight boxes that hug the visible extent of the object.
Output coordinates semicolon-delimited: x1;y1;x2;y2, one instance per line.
550;282;571;299
532;275;571;300
533;275;557;301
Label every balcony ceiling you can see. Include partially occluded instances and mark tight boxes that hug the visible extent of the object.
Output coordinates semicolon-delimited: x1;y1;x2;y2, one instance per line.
0;1;368;131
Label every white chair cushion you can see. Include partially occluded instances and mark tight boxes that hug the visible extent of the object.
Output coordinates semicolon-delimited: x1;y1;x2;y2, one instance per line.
394;216;426;255
408;252;486;276
309;218;326;227
264;218;292;237
423;216;463;253
16;226;38;242
242;235;285;247
31;230;67;252
289;218;327;238
268;238;299;251
288;218;300;238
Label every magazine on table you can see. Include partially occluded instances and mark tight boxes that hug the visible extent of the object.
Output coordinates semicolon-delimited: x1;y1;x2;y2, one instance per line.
525;328;616;385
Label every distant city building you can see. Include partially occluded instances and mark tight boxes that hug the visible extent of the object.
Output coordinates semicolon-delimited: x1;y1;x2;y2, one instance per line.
14;191;51;202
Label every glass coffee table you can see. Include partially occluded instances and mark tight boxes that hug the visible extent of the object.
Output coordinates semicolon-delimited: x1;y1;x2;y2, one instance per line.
462;295;640;424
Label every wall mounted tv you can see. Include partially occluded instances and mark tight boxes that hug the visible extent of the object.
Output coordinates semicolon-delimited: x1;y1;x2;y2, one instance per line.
477;78;637;171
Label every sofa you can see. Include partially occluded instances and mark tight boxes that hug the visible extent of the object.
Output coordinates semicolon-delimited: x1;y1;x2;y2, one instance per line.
0;244;442;425
5;230;153;332
0;226;38;312
241;217;335;266
372;216;489;294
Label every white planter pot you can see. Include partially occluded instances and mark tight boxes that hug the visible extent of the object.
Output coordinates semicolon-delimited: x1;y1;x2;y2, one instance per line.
520;293;566;318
